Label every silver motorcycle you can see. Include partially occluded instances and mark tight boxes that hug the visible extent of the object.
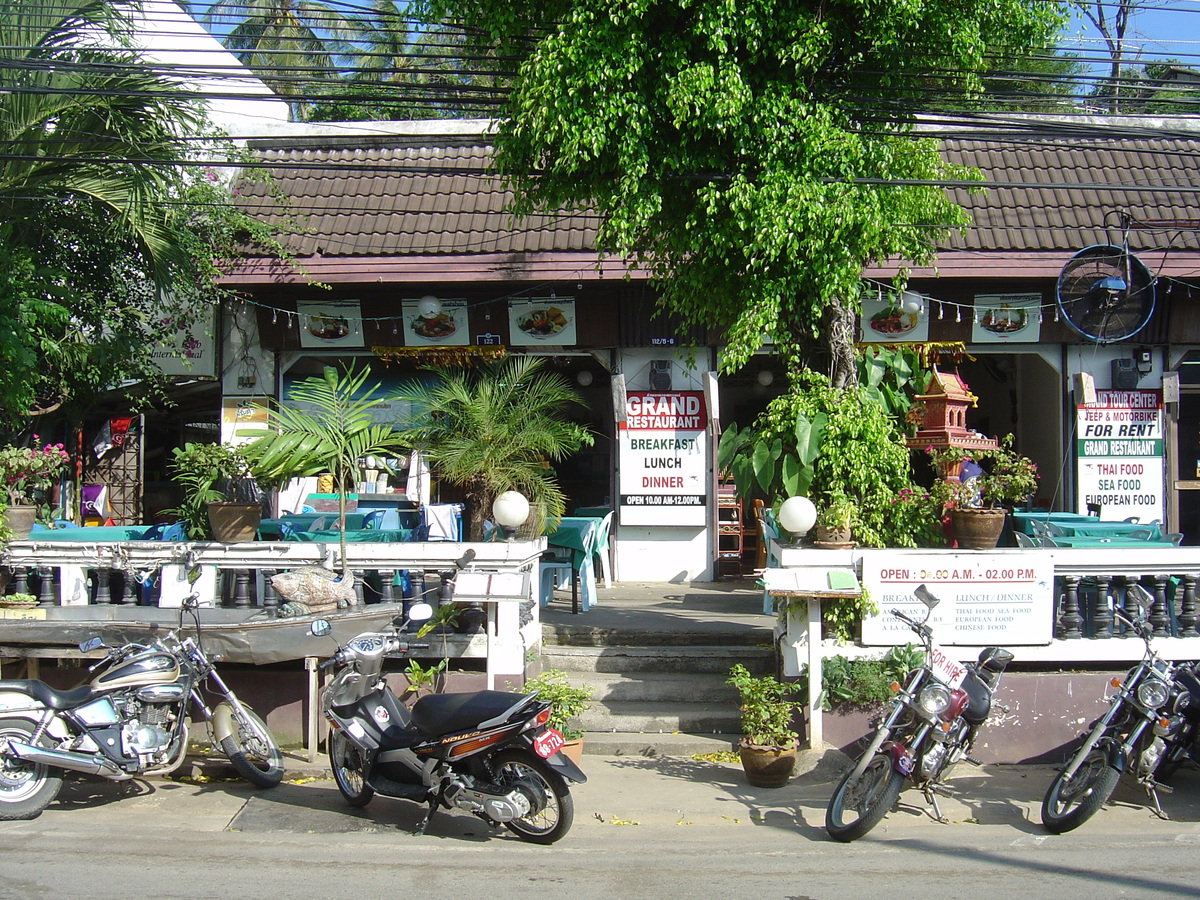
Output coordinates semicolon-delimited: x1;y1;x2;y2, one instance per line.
0;593;283;820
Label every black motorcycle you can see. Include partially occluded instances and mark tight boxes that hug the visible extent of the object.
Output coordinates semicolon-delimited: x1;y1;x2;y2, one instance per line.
826;584;1014;842
310;600;586;844
0;593;282;820
1042;583;1200;833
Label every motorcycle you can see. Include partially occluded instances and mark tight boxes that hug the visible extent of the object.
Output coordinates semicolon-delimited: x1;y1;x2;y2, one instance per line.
825;584;1014;842
1041;583;1200;833
0;593;283;820
310;599;587;844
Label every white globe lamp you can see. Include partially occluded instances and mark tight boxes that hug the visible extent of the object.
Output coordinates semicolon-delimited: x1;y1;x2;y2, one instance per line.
492;491;530;540
777;496;817;546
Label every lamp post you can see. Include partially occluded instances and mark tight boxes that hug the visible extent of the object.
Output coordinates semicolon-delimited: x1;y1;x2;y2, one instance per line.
777;496;817;547
493;490;530;540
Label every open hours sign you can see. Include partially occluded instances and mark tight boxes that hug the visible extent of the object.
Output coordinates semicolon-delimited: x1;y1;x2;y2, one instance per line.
618;391;707;526
859;551;1054;646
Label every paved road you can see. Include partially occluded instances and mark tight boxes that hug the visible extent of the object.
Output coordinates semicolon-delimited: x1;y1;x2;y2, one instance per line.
3;753;1200;899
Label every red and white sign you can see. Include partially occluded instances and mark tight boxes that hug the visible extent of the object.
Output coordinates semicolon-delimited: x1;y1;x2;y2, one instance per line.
618;392;707;526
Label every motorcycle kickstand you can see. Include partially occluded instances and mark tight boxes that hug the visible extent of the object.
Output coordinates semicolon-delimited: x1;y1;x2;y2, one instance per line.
1144;782;1173;820
921;783;951;823
413;794;440;836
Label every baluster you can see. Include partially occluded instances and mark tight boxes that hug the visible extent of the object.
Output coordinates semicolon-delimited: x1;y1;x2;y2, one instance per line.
233;569;251;608
1150;575;1171;636
379;568;395;604
261;568;279;614
1091;573;1113;638
351;569;366;609
34;567;54;606
14;566;30;596
94;568;112;605
117;571;137;605
1179;575;1198;637
1059;575;1083;639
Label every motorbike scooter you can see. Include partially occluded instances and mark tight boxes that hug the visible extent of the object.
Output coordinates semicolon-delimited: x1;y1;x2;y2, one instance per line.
311;599;586;844
0;592;282;820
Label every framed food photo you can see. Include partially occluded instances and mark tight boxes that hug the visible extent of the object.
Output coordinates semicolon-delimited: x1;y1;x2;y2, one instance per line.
297;300;363;348
508;299;577;347
403;298;468;346
971;293;1041;343
859;291;929;343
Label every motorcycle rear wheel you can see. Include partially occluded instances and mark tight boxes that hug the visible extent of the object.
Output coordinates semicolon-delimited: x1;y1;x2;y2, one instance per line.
1041;746;1120;834
329;731;374;807
825;752;903;842
0;718;63;820
220;707;284;789
489;749;574;844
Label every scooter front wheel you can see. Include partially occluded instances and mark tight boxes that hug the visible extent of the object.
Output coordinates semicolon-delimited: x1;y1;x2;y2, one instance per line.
329;730;374;807
825;752;903;842
0;718;63;820
489;749;574;844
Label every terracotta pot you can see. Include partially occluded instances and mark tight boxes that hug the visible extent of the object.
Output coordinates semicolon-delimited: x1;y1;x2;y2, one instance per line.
2;505;39;540
560;738;584;765
207;502;262;542
950;508;1006;550
738;740;797;788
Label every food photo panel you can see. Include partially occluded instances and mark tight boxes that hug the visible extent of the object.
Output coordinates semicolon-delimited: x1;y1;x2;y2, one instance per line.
971;293;1042;343
297;299;364;348
403;298;469;346
859;291;929;343
508;299;577;346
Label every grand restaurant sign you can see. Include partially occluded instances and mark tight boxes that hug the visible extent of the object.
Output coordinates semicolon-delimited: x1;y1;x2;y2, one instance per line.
618;392;707;526
1076;389;1164;523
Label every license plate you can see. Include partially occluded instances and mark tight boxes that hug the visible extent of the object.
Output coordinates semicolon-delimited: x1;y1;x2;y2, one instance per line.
534;727;565;759
928;643;967;689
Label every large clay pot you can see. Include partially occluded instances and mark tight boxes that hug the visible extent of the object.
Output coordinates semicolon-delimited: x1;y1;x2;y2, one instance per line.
2;505;39;540
738;740;797;788
207;502;262;542
950;508;1006;550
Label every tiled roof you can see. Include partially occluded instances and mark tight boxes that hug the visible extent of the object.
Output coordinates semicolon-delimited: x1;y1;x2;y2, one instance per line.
231;132;1200;267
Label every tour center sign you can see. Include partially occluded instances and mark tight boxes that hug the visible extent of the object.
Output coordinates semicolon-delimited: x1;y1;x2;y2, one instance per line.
860;551;1054;646
619;391;707;526
1076;389;1164;523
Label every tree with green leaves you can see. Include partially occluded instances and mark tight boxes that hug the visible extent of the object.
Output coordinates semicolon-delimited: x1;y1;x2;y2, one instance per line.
0;1;280;428
418;0;1064;385
393;356;594;541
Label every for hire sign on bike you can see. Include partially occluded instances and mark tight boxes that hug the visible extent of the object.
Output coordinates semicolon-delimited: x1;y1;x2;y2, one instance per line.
859;551;1054;645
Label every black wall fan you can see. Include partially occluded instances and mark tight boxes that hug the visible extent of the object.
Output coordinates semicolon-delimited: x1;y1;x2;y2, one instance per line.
1055;244;1156;343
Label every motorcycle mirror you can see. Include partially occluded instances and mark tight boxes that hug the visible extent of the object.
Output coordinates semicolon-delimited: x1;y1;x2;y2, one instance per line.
407;602;434;623
78;636;105;653
1128;584;1155;612
914;584;940;610
309;619;332;637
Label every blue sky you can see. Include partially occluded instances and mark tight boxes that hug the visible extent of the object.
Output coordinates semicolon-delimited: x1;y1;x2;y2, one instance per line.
1062;2;1200;67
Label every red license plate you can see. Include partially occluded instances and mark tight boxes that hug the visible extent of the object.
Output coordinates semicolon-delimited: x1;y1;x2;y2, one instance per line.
533;727;565;759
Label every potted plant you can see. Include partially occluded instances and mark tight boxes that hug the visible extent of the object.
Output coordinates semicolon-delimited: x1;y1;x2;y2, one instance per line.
928;434;1039;550
813;492;855;547
518;669;592;763
0;437;69;539
238;364;411;575
168;442;263;541
726;663;799;787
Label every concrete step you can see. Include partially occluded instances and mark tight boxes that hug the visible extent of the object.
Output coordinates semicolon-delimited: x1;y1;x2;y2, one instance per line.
579;731;738;758
542;623;772;648
573;671;738;703
539;644;775;676
581;700;741;735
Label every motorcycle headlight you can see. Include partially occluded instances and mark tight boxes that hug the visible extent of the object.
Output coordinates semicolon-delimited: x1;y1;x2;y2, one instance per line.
918;683;952;716
1137;678;1171;710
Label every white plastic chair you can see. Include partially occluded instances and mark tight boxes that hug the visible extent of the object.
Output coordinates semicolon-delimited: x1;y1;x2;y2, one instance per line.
1013;531;1040;548
592;511;614;588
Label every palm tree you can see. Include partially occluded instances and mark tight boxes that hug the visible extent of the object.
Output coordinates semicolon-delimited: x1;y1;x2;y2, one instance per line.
238;364;412;574
394;356;594;541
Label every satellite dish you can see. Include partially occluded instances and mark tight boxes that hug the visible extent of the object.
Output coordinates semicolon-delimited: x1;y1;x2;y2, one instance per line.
1056;244;1156;343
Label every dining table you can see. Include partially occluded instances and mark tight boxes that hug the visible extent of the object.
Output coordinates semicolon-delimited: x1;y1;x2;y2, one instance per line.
1044;534;1178;549
1045;520;1164;540
284;527;415;543
544;517;602;613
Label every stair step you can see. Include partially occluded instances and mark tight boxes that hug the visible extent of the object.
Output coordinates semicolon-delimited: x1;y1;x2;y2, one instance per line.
539;644;775;675
572;671;738;703
581;700;742;734
542;624;772;648
579;732;738;758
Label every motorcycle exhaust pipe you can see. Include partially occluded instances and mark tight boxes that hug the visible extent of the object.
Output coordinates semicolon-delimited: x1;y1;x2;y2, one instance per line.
6;740;128;779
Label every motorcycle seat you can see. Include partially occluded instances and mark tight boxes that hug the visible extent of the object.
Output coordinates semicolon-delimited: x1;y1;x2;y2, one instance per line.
0;679;94;710
411;690;536;737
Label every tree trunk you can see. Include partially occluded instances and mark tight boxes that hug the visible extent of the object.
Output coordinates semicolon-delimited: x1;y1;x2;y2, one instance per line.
794;295;859;389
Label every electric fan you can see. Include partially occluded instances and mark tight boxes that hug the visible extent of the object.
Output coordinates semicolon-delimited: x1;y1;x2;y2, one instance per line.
1055;244;1156;343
